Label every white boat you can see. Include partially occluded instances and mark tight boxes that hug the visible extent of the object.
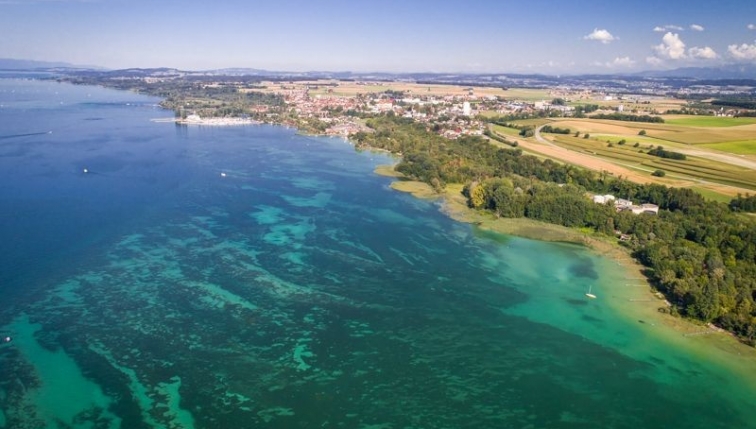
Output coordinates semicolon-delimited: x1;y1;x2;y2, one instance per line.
586;285;597;299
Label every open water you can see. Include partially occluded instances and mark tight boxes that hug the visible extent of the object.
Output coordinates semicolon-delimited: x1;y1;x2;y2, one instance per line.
1;78;755;428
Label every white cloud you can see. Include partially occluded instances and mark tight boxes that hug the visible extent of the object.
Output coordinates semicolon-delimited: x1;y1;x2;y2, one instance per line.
611;56;635;67
649;32;718;64
748;24;756;30
653;32;687;59
654;24;684;32
689;46;718;59
594;57;636;68
690;24;704;32
583;28;617;44
728;42;756;61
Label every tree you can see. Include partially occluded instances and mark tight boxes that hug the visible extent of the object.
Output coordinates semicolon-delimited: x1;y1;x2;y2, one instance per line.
519;127;535;138
639;130;647;136
652;169;666;177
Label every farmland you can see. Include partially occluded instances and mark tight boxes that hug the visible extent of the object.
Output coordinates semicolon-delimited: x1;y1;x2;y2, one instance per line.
502;114;756;198
256;80;549;99
664;115;756;127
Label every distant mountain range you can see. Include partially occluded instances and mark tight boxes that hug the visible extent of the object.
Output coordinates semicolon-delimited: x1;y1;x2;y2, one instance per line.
2;57;755;82
635;64;756;80
0;58;94;70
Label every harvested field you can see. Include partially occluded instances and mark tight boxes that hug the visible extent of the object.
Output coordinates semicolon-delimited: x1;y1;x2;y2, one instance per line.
506;126;756;198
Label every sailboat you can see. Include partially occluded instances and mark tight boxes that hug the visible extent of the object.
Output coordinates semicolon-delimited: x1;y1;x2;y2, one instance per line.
585;285;597;299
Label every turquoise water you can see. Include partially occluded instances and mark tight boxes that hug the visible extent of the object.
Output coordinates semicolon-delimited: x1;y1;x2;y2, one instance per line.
1;78;755;428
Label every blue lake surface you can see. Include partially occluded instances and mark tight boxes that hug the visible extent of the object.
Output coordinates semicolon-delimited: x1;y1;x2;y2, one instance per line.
1;78;755;428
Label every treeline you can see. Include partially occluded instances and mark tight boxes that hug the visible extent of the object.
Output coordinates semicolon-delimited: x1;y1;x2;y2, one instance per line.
591;113;665;123
540;125;571;134
711;99;756;110
647;146;687;160
730;194;756;212
573;104;599;117
354;115;756;345
483;129;518;147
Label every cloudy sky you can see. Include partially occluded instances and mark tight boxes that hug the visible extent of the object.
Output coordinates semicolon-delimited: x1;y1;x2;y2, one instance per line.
1;0;755;73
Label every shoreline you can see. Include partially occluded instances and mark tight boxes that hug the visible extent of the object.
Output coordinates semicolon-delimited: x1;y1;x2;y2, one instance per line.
375;164;756;382
152;117;261;126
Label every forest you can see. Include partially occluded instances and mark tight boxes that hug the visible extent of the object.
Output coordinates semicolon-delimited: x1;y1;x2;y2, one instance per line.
353;115;756;345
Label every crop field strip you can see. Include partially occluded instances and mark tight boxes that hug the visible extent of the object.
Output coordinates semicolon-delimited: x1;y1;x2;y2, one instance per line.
699;141;756;155
664;116;756;127
546;133;756;190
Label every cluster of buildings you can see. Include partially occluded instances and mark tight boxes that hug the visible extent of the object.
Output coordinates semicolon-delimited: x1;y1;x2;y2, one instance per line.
592;194;660;215
273;85;488;138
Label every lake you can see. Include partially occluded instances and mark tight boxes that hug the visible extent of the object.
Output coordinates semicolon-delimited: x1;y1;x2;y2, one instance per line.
1;78;755;429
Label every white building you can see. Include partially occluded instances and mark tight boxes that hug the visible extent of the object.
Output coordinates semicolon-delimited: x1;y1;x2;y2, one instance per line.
593;194;616;204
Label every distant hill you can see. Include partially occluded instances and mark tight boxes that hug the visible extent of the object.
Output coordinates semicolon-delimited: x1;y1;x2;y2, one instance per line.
0;58;101;70
635;64;756;80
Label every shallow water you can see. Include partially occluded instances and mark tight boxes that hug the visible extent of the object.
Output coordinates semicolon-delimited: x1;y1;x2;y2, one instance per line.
1;78;755;428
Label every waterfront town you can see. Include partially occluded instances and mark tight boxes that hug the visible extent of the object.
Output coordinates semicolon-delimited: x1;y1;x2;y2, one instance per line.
171;77;749;139
64;68;755;141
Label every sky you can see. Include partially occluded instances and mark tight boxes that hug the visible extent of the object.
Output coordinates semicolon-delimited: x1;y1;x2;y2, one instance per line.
2;0;756;74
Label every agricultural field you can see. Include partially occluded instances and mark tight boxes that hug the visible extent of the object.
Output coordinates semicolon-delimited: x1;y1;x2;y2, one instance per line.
664;115;756;127
497;87;552;101
648;125;756;145
261;80;520;98
529;115;756;197
699;140;756;155
544;116;756;152
586;98;688;114
509;118;552;128
490;124;522;137
553;134;756;188
688;187;734;203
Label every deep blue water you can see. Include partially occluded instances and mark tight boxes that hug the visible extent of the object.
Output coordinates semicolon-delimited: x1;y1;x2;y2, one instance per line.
1;79;755;429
